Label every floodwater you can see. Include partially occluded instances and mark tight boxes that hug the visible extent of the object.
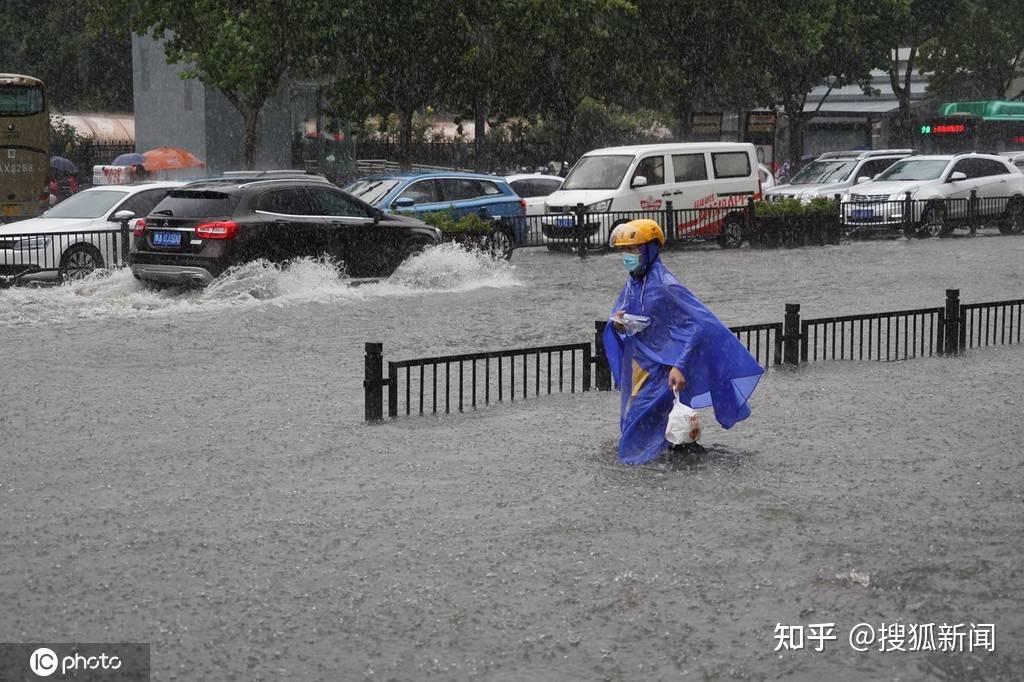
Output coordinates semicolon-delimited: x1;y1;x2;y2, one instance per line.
1;236;1022;680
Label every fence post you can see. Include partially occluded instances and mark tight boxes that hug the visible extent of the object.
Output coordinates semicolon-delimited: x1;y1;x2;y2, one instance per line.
784;303;802;365
903;191;914;237
746;195;755;236
943;289;961;355
364;342;384;422
968;189;978;237
594;320;612;390
119;218;132;267
664;200;674;244
574;202;587;259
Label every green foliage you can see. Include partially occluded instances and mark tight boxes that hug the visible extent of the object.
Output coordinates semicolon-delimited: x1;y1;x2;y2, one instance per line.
755;198;838;217
1;1;131;111
407;209;495;234
920;0;1024;100
49;116;93;157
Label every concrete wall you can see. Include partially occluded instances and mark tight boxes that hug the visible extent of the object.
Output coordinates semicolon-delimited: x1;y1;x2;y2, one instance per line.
132;33;299;173
131;34;206;161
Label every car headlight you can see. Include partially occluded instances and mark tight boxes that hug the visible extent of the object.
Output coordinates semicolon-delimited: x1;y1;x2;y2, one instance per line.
12;236;51;249
587;199;612;213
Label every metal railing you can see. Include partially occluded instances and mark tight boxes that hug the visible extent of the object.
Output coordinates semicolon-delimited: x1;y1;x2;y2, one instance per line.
364;288;1024;421
0;224;131;285
960;298;1024;350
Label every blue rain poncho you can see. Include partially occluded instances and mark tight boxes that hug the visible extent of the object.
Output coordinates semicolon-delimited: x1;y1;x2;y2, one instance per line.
604;247;763;464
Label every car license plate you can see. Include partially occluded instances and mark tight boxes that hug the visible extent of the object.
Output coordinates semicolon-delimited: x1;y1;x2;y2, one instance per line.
2;205;17;217
554;216;574;229
152;231;182;247
851;208;874;219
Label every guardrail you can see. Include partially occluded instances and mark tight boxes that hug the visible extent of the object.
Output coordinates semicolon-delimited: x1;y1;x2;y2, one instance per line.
364;288;1023;421
0;222;132;286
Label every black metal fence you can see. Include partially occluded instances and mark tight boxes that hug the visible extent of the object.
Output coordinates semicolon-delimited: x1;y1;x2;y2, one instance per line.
0;224;131;285
514;192;1024;255
364;288;1023;421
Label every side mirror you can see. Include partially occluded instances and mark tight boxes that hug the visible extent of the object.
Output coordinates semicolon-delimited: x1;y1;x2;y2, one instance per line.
949;171;967;182
112;209;135;222
393;197;416;209
856;176;871;184
631;175;648;188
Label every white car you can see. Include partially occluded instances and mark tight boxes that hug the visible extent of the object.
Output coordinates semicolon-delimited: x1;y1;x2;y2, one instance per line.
766;149;913;203
999;151;1024;174
0;181;183;283
842;153;1024;237
504;174;564;216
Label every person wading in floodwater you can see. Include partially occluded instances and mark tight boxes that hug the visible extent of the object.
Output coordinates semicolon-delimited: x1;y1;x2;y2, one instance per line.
604;219;764;464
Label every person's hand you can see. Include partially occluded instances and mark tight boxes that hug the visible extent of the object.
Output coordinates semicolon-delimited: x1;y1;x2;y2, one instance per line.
612;310;625;332
668;367;686;391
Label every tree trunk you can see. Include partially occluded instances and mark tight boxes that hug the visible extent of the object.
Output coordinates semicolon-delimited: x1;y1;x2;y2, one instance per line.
674;99;692;141
787;112;804;169
399;107;414;168
243;106;261;170
474;99;487;171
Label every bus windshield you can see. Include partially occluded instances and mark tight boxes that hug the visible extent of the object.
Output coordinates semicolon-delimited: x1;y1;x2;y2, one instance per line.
0;85;44;116
561;155;634;190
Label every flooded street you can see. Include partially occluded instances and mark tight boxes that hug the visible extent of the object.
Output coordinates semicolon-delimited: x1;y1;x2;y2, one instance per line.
1;237;1023;680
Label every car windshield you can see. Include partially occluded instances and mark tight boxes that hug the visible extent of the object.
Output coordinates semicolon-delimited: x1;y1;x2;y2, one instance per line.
789;160;857;185
561;155;633;190
43;190;129;219
875;159;949;182
343;179;400;206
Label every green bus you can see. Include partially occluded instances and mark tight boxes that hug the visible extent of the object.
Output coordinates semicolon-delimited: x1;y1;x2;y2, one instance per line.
918;101;1024;154
0;73;49;223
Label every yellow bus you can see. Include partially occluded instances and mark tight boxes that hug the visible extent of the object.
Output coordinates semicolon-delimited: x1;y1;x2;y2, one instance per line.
0;74;49;223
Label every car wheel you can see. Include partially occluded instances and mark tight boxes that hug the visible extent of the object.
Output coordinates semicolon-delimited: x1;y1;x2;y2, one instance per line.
717;213;744;249
915;205;947;238
484;227;515;260
998;199;1024;235
59;244;105;282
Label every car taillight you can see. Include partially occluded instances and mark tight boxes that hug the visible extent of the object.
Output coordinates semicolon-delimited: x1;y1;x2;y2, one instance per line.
195;221;239;240
132;218;147;237
519;199;527;212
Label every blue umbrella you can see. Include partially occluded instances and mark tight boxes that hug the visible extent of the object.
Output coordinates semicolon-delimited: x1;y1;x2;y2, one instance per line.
111;152;145;166
50;155;77;173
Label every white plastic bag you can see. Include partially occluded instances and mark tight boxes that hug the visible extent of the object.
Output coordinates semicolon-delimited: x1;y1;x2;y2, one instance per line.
665;389;702;444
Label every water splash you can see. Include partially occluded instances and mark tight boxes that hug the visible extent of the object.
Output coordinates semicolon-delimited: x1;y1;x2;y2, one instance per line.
0;244;521;326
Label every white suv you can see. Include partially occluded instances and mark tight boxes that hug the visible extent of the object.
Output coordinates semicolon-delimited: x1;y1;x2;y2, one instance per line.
766;149;914;202
841;153;1024;237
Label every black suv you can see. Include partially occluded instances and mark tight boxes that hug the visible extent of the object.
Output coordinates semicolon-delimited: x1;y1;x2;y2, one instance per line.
129;172;441;286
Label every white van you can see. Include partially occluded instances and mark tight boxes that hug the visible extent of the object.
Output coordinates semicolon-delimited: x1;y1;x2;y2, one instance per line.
541;142;761;249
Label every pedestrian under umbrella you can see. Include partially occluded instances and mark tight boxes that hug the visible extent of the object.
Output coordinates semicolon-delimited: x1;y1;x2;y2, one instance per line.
603;219;764;464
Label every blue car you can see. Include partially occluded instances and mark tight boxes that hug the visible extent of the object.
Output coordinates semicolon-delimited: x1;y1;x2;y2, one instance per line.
343;171;527;254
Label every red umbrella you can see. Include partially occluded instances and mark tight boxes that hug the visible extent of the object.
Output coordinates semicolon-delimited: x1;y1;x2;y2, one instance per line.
143;147;205;171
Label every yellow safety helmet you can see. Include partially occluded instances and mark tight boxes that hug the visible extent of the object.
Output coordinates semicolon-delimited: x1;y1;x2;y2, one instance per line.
609;219;666;248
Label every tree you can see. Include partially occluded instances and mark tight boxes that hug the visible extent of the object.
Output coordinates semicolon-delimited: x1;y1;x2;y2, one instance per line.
0;1;132;111
920;0;1024;101
871;0;959;146
322;0;471;165
512;0;637;164
754;1;891;166
89;0;335;168
627;0;760;138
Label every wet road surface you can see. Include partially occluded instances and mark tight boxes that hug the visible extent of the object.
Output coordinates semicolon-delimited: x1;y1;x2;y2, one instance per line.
1;237;1022;680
